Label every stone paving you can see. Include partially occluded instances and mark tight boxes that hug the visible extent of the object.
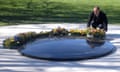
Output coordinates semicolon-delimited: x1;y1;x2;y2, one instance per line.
0;23;120;72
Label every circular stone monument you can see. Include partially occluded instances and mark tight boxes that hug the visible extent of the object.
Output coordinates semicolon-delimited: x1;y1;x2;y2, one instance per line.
20;38;116;61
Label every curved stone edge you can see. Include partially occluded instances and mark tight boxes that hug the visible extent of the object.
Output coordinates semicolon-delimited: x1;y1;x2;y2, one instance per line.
19;46;116;61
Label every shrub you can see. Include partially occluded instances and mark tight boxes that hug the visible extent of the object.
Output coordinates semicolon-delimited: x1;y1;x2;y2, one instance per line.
86;27;106;39
69;29;87;36
50;27;68;36
3;28;106;49
3;31;37;49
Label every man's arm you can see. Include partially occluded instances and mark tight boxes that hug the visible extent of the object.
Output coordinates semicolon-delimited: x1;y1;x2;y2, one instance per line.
103;13;108;31
87;12;94;27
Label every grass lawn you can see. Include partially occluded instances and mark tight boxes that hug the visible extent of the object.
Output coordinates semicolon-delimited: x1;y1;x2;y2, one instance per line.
0;0;120;25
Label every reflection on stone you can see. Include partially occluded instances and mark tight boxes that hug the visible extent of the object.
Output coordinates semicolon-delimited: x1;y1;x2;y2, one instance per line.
86;38;105;48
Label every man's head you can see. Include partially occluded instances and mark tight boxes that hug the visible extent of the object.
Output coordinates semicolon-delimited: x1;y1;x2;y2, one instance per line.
93;6;100;16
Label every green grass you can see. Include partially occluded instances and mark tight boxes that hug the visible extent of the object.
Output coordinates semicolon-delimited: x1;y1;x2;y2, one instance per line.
0;22;9;26
0;0;120;25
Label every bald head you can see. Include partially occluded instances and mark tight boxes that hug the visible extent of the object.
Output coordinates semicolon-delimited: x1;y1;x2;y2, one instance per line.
93;6;100;16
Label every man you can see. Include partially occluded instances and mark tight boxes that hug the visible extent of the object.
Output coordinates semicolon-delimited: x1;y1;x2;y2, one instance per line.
87;6;108;31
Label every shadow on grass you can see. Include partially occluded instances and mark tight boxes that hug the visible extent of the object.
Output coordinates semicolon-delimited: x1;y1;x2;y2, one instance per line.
0;1;88;25
0;0;120;25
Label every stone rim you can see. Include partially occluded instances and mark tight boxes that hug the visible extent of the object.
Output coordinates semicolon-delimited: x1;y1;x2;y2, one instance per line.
19;38;116;61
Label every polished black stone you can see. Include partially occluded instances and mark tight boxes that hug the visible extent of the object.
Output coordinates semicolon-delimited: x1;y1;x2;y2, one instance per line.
20;38;116;61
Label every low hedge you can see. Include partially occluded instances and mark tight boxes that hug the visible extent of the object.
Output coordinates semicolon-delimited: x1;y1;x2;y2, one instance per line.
3;27;105;49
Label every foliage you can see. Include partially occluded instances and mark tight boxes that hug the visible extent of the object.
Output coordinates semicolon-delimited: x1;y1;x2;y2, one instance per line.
69;29;87;36
3;27;106;49
37;31;50;38
3;32;37;49
86;27;106;39
50;27;68;36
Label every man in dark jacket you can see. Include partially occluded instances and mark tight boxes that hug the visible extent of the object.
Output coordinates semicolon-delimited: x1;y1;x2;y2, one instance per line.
87;6;108;31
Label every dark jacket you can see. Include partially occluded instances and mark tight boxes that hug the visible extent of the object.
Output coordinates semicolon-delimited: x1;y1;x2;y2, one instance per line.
87;11;108;31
